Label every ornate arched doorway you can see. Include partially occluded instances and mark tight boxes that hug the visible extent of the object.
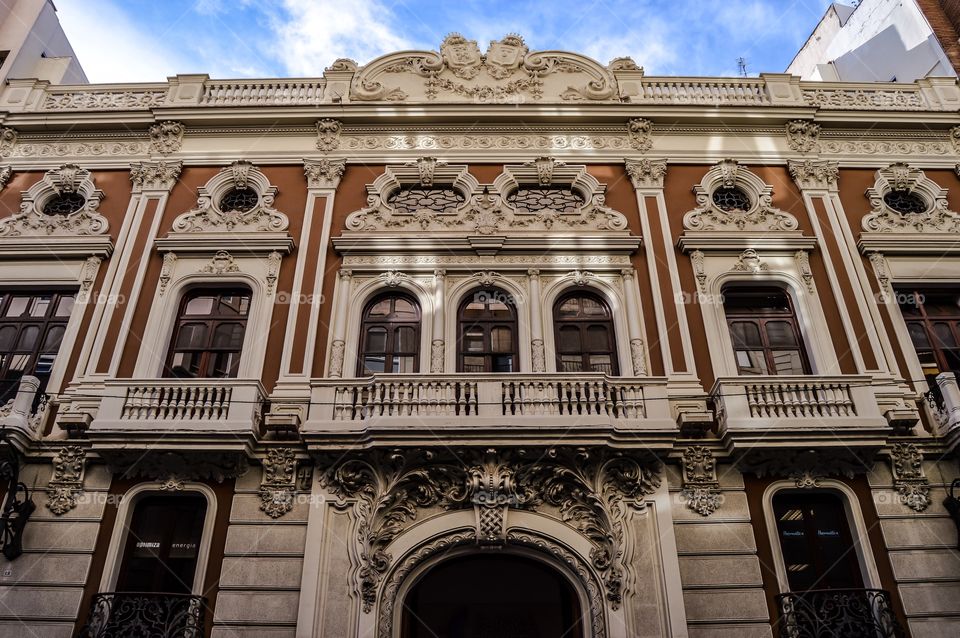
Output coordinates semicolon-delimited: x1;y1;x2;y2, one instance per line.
400;553;584;638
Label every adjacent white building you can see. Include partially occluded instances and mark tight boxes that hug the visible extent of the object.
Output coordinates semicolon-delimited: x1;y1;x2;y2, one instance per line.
0;0;85;85
788;0;957;81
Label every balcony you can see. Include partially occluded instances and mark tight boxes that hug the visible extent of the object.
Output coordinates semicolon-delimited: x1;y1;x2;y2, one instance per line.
79;592;205;638
712;375;894;461
776;589;904;638
928;372;960;453
85;378;265;454
300;373;675;448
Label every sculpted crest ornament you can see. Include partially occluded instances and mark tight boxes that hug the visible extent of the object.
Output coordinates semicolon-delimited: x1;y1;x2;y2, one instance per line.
351;34;618;103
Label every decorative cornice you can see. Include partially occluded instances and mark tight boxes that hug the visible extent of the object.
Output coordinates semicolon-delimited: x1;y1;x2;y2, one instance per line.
683;159;799;232
148;120;185;155
785;120;820;153
788;159;839;192
624;158;666;189
129;160;182;193
303;158;346;190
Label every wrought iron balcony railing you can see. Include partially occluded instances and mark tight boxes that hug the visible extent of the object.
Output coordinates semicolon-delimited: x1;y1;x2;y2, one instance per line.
80;592;205;638
776;588;904;638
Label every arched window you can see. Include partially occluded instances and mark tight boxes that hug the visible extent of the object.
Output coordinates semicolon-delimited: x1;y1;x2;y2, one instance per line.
164;288;251;378
0;290;75;403
723;287;809;375
458;288;518;373
553;291;618;374
358;293;421;375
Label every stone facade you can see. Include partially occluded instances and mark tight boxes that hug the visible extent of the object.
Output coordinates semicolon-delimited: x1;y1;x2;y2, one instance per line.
0;34;957;638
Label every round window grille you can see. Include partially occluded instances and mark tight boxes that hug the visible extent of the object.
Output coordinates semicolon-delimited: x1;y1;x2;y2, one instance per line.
712;187;751;212
219;187;259;212
41;192;87;216
883;190;927;215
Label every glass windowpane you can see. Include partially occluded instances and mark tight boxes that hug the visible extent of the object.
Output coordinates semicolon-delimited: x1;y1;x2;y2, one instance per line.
765;321;798;347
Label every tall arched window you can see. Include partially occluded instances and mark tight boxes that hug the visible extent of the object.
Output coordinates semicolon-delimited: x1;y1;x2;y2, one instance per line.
458;288;518;373
358;293;421;375
723;287;809;375
164;288;251;378
553;291;618;374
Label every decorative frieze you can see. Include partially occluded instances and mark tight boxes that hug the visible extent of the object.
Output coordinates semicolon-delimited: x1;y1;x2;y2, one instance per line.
890;443;930;512
129;160;182;193
785;120;820;153
259;448;298;519
625;158;667;190
303;158;346;190
45;446;86;515
148;121;185;155
680;446;721;516
787;159;839;191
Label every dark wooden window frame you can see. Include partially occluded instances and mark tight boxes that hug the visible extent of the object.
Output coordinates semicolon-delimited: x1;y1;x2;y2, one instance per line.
457;287;519;373
357;292;422;376
896;287;960;379
723;286;811;376
163;287;252;379
552;289;619;375
0;288;76;402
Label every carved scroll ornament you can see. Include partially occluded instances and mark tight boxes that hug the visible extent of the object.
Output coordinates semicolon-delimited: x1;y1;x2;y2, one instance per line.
0;164;108;237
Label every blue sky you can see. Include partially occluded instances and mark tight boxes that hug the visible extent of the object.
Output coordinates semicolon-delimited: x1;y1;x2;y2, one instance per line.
55;0;850;82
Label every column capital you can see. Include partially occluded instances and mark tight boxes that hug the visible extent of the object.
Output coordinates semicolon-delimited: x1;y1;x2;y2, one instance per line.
788;159;839;193
129;160;183;194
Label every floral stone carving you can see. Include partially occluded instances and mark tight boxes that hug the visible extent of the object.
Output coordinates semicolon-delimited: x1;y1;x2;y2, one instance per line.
259;448;298;518
862;163;960;233
890;443;930;512
0;164;108;237
45;446;86;515
171;161;288;233
680;446;721;516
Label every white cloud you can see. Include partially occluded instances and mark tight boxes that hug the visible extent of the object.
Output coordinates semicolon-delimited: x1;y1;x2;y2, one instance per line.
54;0;193;82
266;0;418;76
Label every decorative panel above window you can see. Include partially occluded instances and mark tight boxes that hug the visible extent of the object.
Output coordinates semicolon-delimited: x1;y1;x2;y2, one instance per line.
158;160;293;255
0;165;110;254
341;156;633;253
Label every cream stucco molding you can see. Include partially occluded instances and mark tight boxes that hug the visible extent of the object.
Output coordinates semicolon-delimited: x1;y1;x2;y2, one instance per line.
788;159;839;192
0;164;108;237
303;158;346;190
129;160;182;194
147;120;185;155
0;127;16;157
861;162;960;233
350;33;618;104
785;119;820;153
683;159;799;232
625;158;666;190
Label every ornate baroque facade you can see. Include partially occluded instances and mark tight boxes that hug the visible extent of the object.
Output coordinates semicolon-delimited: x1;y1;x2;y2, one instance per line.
0;34;958;638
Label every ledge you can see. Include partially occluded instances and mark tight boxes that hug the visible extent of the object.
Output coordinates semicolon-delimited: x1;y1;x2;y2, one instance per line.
155;233;295;255
333;234;642;256
677;233;817;253
857;233;960;255
0;237;114;258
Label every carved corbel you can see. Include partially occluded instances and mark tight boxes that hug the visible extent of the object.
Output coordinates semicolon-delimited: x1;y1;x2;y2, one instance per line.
680;446;721;516
627;118;653;152
0;127;17;157
0;166;12;190
316;118;342;152
690;249;708;293
148;121;185;155
785;120;820;153
625;158;666;190
890;443;930;512
45;446;86;515
259;448;298;519
794;250;815;293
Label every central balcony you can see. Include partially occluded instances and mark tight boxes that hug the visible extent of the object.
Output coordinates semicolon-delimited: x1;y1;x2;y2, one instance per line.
776;588;904;638
301;373;675;448
712;375;895;462
86;378;266;455
79;592;205;638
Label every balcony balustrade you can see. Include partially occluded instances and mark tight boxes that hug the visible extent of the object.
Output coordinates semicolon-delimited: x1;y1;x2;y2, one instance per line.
79;592;205;638
712;375;893;455
85;378;265;452
302;373;674;447
776;588;904;638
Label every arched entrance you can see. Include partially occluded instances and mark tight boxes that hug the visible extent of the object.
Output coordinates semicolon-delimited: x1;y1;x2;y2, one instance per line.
400;553;584;638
